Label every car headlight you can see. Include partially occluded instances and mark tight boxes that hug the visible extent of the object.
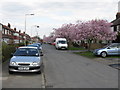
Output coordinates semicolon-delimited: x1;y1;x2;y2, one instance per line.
40;47;42;50
32;62;40;66
10;61;17;66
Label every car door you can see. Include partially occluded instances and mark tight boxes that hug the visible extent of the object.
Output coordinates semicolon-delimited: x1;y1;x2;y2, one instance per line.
118;44;120;55
107;44;118;55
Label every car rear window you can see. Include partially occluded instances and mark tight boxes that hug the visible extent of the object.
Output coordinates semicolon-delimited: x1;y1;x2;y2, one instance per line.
13;48;39;56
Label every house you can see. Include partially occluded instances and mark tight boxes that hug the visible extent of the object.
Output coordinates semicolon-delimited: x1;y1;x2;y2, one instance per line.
111;13;120;43
2;23;14;44
31;36;41;43
111;13;120;32
2;23;31;44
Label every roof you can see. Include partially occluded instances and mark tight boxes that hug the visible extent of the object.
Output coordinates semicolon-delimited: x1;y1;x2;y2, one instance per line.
111;18;120;26
18;46;38;49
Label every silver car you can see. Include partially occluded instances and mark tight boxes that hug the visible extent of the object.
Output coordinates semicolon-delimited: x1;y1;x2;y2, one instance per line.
93;43;120;57
9;46;43;74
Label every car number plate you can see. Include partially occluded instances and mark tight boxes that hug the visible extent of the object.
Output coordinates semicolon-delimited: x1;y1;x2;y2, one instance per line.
18;67;29;70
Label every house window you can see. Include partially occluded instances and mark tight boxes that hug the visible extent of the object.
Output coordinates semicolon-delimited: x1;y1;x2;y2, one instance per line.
111;26;114;32
2;28;4;34
5;29;8;35
118;25;120;31
9;30;11;35
14;33;19;36
117;25;119;31
114;26;117;32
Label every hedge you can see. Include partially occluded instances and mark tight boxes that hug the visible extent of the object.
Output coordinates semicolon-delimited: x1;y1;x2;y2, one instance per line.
2;42;17;62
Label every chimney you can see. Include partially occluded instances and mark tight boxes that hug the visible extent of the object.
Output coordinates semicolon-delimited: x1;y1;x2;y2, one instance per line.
8;23;11;28
14;28;16;31
19;30;21;33
116;12;120;19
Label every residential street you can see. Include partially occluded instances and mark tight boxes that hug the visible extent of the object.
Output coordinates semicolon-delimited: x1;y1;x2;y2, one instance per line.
1;0;120;89
43;44;118;88
2;44;119;88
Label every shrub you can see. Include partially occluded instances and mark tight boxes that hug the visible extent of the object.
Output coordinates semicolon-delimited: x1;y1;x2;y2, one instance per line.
18;42;25;46
2;42;16;62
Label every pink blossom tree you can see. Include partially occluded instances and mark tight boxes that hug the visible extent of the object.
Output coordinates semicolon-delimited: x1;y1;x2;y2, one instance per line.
53;23;78;47
43;19;117;50
76;19;117;50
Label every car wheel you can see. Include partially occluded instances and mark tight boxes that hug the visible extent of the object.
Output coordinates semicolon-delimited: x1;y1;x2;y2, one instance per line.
9;71;13;74
101;52;107;58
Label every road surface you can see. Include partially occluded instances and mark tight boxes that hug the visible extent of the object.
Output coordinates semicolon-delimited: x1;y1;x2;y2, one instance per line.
2;44;118;88
43;44;118;88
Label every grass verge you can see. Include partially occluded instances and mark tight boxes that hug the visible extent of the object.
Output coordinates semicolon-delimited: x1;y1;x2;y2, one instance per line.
74;51;95;59
74;51;120;59
69;46;86;50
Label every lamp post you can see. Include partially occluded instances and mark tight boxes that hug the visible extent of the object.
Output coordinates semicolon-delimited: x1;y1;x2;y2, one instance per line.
24;13;34;46
34;25;39;43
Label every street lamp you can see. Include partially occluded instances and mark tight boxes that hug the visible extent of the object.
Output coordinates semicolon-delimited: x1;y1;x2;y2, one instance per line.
35;25;39;37
34;25;39;43
24;13;34;46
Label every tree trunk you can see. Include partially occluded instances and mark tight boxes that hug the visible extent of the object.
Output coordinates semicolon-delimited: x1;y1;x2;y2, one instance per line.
88;39;92;51
68;40;73;48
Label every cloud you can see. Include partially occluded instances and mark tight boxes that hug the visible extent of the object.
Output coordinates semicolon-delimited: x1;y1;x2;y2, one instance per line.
0;0;119;38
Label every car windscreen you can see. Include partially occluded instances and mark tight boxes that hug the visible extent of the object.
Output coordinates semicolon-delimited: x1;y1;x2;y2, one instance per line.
13;48;39;56
33;43;41;47
27;45;38;47
109;43;120;48
58;40;66;44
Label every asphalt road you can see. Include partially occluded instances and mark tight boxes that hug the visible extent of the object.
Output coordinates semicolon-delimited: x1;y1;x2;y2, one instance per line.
43;44;118;88
2;57;44;88
2;44;119;88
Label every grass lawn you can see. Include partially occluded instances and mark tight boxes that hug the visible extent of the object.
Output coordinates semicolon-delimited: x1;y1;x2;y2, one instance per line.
69;46;86;50
74;51;120;59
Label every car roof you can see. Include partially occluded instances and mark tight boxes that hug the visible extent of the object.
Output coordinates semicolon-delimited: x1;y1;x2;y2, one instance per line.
18;46;38;49
28;44;39;46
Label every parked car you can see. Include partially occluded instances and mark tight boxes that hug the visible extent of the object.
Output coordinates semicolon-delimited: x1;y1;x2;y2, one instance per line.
9;46;43;74
51;42;56;46
93;43;120;57
27;43;42;50
55;38;68;50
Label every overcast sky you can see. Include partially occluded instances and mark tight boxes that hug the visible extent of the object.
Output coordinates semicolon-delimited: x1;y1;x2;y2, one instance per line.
0;0;119;38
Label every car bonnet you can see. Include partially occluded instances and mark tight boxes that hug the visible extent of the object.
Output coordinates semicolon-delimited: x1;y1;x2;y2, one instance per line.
10;56;41;63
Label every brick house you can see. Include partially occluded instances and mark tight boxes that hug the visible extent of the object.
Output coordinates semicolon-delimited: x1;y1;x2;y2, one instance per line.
2;23;31;44
2;23;14;44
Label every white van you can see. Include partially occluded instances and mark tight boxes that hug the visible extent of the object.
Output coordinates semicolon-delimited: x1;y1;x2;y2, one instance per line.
55;38;68;50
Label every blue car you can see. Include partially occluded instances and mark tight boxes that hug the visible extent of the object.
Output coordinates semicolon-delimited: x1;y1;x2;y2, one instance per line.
93;43;120;57
27;43;42;50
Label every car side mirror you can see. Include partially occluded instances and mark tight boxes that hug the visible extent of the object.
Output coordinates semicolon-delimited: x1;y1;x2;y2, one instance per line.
107;47;110;49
